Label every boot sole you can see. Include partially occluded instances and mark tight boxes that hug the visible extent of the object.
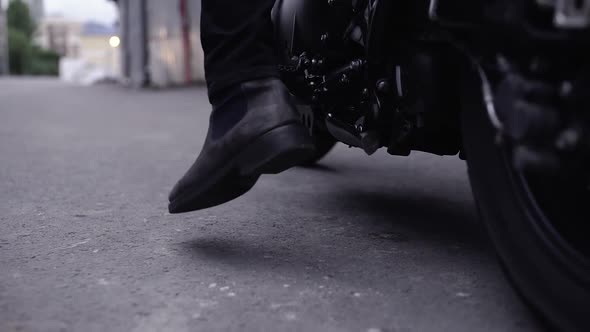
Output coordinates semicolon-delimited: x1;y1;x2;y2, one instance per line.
169;123;315;213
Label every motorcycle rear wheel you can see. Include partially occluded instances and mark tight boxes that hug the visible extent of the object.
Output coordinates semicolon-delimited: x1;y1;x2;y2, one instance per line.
461;72;590;332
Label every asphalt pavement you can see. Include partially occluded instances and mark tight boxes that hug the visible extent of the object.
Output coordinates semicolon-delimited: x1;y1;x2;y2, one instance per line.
0;78;542;332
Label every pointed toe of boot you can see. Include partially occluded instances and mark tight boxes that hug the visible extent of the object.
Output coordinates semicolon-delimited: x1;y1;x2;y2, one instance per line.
168;170;260;214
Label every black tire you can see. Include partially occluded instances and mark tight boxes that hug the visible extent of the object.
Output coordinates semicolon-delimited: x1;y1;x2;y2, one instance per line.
301;131;337;166
461;71;590;332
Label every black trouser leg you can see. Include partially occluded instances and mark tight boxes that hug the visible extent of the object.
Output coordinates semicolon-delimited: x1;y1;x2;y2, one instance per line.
201;0;279;100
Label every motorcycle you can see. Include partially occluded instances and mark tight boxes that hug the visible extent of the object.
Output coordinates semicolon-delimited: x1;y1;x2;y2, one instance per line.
272;0;590;330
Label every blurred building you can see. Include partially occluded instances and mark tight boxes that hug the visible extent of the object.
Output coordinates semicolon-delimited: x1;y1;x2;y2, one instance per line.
51;20;122;85
0;5;8;75
37;16;83;57
112;0;205;88
35;16;121;84
78;21;120;77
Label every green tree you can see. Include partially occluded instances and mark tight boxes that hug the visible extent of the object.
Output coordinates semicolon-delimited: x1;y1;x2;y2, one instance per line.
6;0;35;74
28;46;60;76
6;0;59;75
7;28;32;74
7;0;36;38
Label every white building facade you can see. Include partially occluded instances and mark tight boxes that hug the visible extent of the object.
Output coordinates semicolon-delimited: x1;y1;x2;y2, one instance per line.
36;16;82;57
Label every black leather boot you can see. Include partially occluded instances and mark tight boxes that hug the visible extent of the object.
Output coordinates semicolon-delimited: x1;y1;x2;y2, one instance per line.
168;78;315;213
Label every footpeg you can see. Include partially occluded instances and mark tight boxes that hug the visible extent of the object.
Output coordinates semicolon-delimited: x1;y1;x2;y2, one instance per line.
325;114;380;155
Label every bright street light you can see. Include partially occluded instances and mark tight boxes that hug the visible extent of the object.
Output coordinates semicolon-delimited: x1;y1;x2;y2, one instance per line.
109;36;121;48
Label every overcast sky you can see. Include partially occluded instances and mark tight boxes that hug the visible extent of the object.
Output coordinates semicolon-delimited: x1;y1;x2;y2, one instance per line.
45;0;118;24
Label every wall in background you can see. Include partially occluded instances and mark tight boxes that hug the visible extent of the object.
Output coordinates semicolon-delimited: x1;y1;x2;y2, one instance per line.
115;0;205;88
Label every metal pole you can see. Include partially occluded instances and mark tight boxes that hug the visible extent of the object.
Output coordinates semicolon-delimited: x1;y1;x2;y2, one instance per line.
179;0;192;84
0;7;9;75
140;0;150;86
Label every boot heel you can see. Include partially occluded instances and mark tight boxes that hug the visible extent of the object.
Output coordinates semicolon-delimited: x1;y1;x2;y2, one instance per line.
236;124;315;176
